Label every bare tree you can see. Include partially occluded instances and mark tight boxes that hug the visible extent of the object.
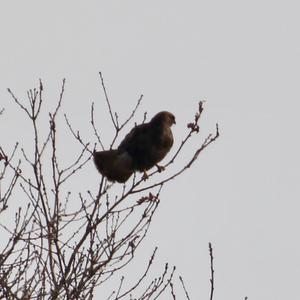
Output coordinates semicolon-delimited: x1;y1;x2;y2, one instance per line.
0;74;219;299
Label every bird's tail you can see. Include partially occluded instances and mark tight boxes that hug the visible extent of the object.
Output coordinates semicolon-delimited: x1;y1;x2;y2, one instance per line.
93;150;134;183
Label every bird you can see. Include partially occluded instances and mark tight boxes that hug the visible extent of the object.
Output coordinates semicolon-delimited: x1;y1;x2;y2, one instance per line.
93;111;175;183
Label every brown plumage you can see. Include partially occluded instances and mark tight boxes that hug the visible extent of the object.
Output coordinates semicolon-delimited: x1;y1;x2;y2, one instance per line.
93;111;175;183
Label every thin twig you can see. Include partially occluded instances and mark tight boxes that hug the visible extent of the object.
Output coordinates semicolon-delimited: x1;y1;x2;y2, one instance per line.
119;94;143;131
91;102;105;150
209;242;215;300
99;72;117;129
179;276;191;300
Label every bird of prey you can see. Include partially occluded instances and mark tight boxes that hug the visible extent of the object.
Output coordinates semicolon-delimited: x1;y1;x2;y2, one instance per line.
93;111;175;183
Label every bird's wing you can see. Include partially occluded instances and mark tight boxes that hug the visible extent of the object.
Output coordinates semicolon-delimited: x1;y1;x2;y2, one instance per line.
118;123;151;154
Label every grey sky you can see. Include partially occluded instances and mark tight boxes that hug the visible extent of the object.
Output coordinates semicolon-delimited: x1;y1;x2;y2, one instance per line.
1;1;300;299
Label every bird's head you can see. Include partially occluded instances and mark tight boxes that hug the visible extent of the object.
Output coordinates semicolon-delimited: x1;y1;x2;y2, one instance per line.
150;111;176;127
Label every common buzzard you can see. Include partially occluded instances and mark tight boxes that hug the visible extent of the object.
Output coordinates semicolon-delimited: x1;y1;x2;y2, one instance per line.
93;111;175;183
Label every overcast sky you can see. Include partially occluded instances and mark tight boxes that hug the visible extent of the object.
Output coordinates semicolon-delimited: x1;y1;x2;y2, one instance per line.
1;1;300;299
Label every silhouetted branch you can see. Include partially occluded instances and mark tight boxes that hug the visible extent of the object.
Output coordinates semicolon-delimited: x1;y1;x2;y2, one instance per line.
179;276;191;300
99;72;118;130
209;242;215;300
91;102;105;151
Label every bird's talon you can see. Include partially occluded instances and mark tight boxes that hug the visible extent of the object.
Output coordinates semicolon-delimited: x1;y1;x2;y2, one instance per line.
156;165;165;173
142;171;149;181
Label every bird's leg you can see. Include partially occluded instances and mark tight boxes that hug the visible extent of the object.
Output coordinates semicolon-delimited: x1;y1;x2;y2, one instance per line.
142;170;149;181
156;164;165;173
